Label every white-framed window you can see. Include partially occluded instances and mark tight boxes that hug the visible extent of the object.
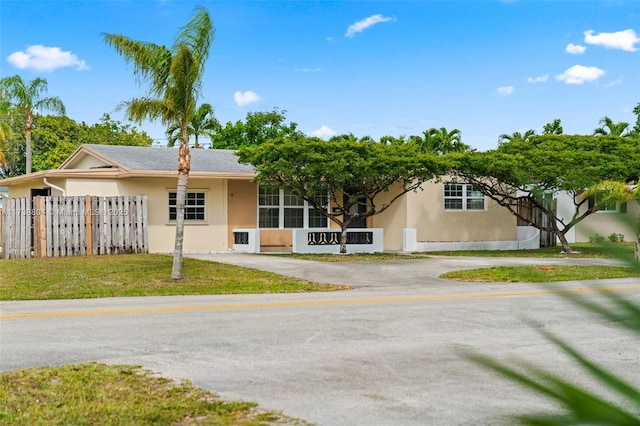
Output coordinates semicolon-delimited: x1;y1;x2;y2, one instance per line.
443;183;485;211
258;185;329;228
588;193;627;213
168;191;206;221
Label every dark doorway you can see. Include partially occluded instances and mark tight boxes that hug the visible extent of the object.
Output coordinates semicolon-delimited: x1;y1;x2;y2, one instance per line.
31;188;51;198
344;192;367;228
30;188;51;248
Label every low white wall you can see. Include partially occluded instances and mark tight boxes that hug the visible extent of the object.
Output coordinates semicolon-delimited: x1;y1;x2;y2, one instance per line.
232;228;260;253
403;226;539;252
292;228;384;254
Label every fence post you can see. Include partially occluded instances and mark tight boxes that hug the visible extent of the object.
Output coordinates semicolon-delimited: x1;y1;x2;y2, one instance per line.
85;195;93;256
34;196;47;257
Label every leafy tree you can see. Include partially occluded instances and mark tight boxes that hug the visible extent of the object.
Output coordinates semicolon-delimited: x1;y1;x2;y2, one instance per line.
0;75;65;174
593;116;630;137
498;129;536;144
451;135;640;253
89;113;154;147
209;108;301;149
542;119;563;135
0;90;12;168
237;135;447;253
104;6;214;280
165;103;220;148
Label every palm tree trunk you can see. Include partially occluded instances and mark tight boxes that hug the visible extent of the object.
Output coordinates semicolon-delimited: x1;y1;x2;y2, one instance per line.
25;111;32;174
171;123;191;280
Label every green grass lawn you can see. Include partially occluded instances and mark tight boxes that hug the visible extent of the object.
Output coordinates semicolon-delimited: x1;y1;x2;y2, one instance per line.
426;242;635;259
440;264;640;283
0;363;309;426
0;254;347;301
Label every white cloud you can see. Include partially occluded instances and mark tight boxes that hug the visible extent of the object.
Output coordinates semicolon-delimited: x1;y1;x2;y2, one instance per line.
345;14;393;38
7;45;89;72
527;75;549;83
584;29;640;52
565;43;586;54
295;67;322;73
233;90;261;106
310;125;336;139
555;65;605;84
603;78;623;88
497;86;514;95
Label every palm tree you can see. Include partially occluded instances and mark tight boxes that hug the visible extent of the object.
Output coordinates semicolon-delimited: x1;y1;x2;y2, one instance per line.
417;127;468;155
0;75;65;174
542;118;563;135
593;116;630;137
498;129;536;144
165;103;220;148
104;6;214;280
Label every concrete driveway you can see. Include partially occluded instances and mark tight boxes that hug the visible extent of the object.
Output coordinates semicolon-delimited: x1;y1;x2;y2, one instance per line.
1;254;639;425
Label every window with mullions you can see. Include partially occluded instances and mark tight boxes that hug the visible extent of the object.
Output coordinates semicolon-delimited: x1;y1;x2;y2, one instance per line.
444;183;485;211
258;185;329;228
169;192;206;221
588;192;627;213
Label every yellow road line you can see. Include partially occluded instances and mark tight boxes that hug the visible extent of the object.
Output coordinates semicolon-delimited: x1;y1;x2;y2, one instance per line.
2;284;639;320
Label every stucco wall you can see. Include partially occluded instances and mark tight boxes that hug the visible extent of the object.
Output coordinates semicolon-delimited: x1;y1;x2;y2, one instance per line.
227;179;257;248
7;179;66;197
574;201;637;243
373;180;517;251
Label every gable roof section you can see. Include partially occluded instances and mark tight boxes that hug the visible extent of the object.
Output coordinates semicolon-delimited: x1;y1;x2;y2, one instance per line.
1;144;256;186
60;144;255;174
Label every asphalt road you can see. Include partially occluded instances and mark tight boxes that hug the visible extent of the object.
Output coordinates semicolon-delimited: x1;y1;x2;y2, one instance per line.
1;255;639;425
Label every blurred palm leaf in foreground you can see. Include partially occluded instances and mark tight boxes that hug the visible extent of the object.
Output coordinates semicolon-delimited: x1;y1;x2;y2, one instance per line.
459;248;640;425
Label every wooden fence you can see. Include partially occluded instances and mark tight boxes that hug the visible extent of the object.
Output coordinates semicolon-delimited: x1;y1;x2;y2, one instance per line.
1;195;148;259
517;197;557;248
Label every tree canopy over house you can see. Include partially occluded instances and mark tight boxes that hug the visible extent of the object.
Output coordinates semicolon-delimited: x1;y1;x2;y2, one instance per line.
451;134;640;252
237;135;448;253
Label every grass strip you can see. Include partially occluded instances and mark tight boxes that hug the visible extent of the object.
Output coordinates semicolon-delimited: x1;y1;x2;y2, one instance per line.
440;265;640;283
0;254;347;301
0;362;308;425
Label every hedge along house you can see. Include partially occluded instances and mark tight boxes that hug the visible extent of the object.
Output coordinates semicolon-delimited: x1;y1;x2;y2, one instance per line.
1;144;539;254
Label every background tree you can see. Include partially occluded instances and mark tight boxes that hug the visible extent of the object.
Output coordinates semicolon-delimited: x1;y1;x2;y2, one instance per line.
104;6;214;280
413;127;469;155
0;75;65;174
0;90;12;169
542;119;563;135
593;116;630;137
166;103;220;148
237;135;447;253
209;108;301;149
498;129;536;144
452;135;640;253
631;102;640;137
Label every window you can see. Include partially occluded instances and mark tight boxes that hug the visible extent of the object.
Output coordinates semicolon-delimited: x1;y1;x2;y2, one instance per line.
588;192;627;213
258;185;328;228
169;191;206;221
443;184;485;211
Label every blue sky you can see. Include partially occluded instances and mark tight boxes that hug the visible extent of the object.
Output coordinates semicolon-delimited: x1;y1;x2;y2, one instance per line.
1;0;639;151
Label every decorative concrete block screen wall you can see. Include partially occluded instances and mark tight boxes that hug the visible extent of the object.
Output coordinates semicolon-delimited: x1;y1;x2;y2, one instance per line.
292;228;384;254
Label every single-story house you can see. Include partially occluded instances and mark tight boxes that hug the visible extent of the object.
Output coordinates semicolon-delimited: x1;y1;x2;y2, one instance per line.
5;143;629;253
556;190;638;243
